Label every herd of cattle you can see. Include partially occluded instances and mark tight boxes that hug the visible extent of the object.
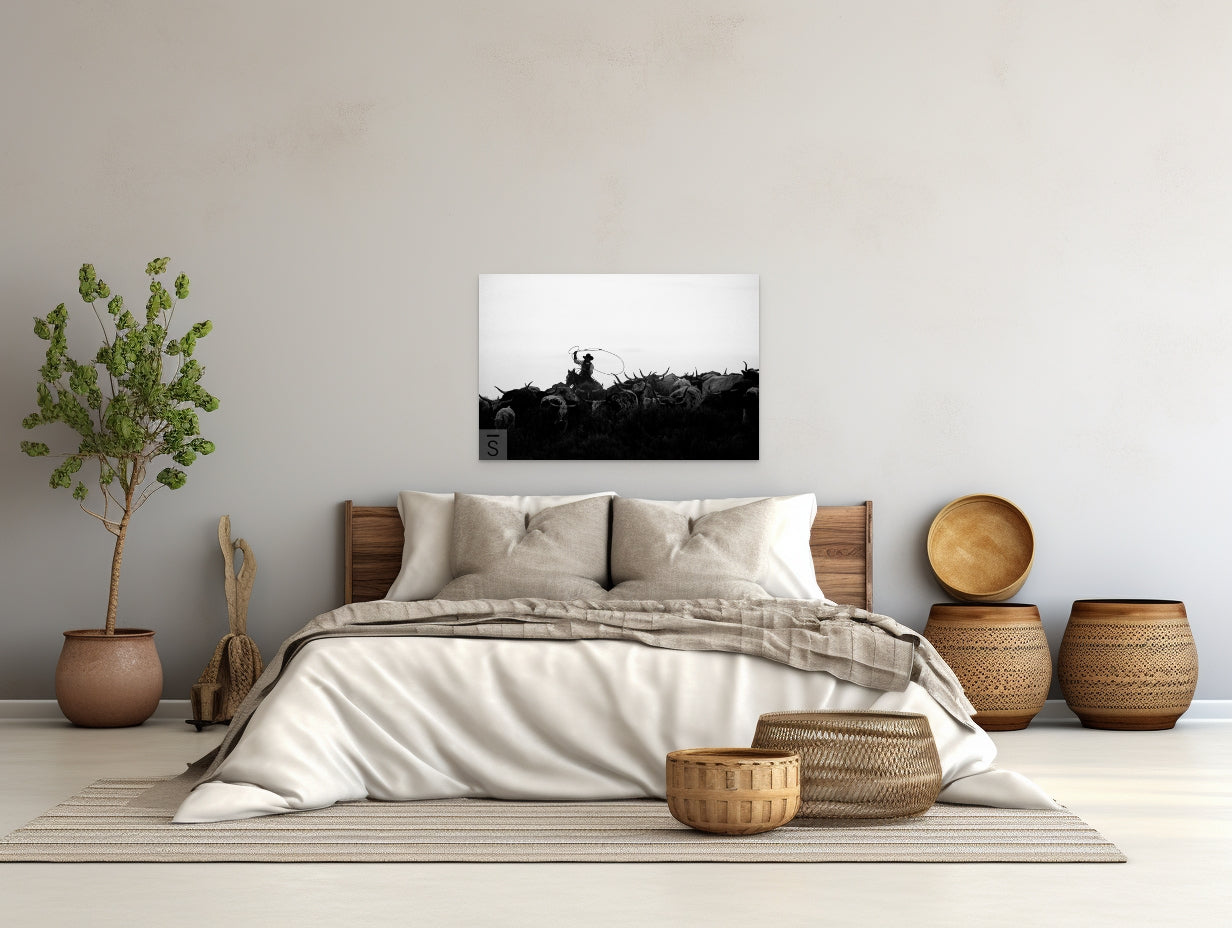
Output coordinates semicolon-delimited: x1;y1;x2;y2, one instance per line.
479;366;759;435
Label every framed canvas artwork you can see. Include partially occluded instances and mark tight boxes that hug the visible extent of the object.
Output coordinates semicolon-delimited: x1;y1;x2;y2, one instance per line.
478;274;759;460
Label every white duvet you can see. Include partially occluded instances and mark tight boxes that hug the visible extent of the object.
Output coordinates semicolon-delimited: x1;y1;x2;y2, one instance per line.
175;635;1057;822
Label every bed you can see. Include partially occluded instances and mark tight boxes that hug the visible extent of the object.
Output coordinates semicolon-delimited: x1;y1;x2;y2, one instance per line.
174;494;1056;823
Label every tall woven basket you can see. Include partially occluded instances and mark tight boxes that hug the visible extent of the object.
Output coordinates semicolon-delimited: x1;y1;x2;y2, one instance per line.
1058;599;1198;730
922;603;1052;731
752;710;943;819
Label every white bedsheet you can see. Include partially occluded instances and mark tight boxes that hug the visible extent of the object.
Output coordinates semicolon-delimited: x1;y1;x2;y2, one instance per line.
176;636;1056;822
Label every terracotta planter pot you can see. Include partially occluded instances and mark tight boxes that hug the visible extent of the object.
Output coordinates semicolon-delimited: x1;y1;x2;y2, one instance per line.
923;603;1052;731
1058;600;1198;731
55;629;163;728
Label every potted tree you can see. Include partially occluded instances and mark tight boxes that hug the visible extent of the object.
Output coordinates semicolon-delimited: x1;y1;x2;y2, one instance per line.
20;258;218;727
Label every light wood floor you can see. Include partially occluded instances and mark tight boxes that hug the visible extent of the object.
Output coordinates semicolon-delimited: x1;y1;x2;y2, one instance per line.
1;717;1229;928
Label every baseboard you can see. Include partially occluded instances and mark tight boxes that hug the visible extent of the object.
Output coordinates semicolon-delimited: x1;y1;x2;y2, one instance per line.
1031;701;1080;723
1012;699;1232;723
0;699;192;720
1;697;1230;721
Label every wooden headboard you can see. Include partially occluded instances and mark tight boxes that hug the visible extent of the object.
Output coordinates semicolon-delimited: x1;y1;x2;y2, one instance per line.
344;500;873;610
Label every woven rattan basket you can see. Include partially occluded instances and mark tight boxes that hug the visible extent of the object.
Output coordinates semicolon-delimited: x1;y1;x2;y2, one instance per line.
923;603;1052;731
1058;599;1199;730
751;711;942;819
665;748;801;835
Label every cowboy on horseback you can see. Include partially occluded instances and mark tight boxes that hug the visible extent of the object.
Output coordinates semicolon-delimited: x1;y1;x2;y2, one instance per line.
567;350;603;399
571;350;595;381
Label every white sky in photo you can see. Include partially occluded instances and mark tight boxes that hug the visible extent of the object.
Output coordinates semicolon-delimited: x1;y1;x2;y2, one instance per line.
478;274;759;396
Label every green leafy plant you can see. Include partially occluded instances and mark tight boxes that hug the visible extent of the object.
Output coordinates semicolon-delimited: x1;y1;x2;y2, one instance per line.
20;258;218;634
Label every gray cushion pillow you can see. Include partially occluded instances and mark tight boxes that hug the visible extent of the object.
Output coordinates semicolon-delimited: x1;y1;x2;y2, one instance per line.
604;497;776;600
434;494;611;600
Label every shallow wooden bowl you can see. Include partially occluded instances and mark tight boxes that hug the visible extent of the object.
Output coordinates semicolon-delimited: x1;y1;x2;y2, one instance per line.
927;494;1034;602
666;748;801;835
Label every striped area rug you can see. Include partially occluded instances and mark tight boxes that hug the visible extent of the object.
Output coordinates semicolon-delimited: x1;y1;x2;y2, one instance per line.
0;778;1126;863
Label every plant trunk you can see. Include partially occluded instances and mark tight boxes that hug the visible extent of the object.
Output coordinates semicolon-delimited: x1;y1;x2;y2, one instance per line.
104;481;137;635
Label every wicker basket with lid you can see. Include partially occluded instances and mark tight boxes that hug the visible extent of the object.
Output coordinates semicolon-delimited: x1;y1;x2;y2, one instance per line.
751;710;943;818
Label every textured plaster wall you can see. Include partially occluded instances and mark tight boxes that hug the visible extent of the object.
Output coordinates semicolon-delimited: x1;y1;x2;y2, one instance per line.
2;1;1229;699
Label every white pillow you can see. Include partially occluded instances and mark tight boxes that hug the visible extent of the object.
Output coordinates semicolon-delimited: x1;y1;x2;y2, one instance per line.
619;494;826;601
385;491;616;601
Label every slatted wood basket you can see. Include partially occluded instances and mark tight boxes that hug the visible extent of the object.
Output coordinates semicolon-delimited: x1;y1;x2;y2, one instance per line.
665;748;801;835
752;711;942;818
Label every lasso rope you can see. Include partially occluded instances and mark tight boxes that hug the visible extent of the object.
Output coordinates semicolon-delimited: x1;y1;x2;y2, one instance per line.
567;346;627;380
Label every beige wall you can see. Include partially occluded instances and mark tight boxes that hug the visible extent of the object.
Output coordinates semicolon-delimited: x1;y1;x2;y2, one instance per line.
2;1;1229;699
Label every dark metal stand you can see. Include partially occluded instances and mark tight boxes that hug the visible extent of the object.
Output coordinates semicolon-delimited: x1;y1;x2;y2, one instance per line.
186;718;231;732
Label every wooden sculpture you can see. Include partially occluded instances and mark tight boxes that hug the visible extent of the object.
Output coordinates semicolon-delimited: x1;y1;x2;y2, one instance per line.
189;516;263;727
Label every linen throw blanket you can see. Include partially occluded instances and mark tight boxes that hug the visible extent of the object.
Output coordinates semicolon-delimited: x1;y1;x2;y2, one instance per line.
196;597;979;786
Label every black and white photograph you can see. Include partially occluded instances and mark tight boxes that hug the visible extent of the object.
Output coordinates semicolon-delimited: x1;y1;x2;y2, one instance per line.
478;274;759;460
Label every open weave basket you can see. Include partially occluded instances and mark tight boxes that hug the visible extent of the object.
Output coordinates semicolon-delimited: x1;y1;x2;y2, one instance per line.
751;710;943;819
